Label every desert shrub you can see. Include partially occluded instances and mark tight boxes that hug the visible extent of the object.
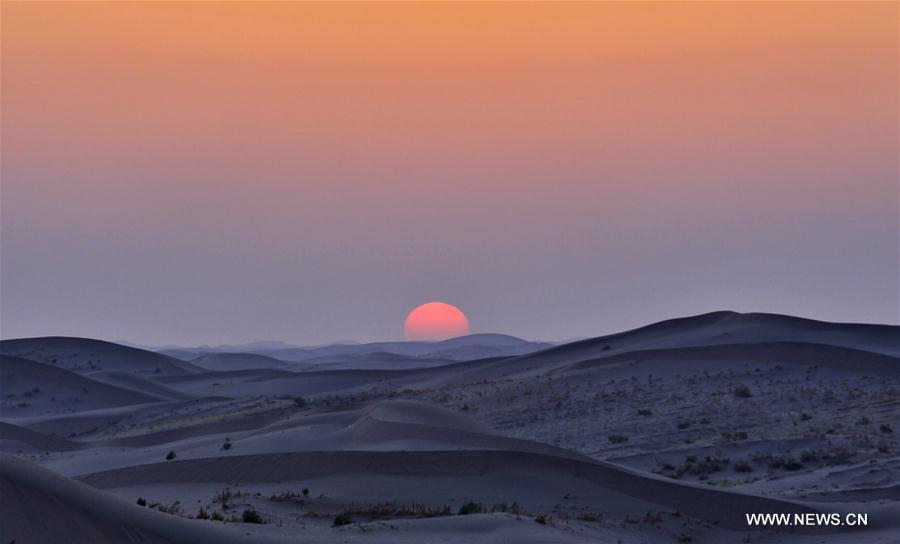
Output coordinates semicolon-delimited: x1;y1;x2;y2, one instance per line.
608;435;629;444
165;450;176;460
136;497;147;506
214;487;233;509
800;413;812;421
211;511;225;521
733;385;752;398
157;501;181;516
457;502;484;515
800;450;818;463
733;461;753;473
880;424;893;434
637;409;652;416
577;511;603;522
340;501;452;519
762;454;802;471
242;509;265;524
302;487;309;497
222;441;232;450
195;507;210;520
856;416;871;425
676;421;691;430
693;456;729;474
332;512;352;527
831;449;853;465
293;397;307;408
534;514;550;525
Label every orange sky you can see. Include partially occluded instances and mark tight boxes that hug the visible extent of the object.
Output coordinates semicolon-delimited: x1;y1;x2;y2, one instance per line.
2;2;898;344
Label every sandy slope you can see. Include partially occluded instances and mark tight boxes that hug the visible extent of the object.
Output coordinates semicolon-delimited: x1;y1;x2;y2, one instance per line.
189;352;298;372
561;342;900;377
77;449;833;530
0;453;274;544
1;355;164;415
87;370;197;401
0;337;202;375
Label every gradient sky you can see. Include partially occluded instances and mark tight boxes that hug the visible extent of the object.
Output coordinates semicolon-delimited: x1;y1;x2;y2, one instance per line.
1;2;898;346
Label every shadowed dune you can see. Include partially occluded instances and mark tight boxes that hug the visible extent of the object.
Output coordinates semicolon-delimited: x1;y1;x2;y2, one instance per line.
1;355;165;414
0;453;275;544
0;421;83;452
189;352;298;372
0;337;203;375
77;449;833;531
87;370;197;401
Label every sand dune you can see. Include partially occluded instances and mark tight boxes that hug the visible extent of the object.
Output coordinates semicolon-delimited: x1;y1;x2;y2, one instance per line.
0;337;203;375
561;342;900;377
0;453;271;543
250;333;551;363
3;312;897;543
0;355;164;415
434;313;900;385
77;449;832;530
189;352;298;372
88;370;197;401
0;421;82;452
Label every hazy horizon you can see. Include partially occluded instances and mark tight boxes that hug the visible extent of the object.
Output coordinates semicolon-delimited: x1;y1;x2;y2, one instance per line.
2;2;898;346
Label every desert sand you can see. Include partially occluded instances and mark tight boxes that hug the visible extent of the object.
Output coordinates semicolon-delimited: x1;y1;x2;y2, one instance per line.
2;311;898;543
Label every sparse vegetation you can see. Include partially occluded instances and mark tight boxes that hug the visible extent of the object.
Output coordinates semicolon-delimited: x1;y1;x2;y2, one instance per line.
332;512;352;527
293;397;307;408
490;501;521;514
608;434;629;444
157;501;181;516
577;511;603;522
457;501;484;515
733;384;752;398
214;487;234;509
338;501;453;519
242;509;265;524
136;497;147;506
880;423;893;434
165;450;176;460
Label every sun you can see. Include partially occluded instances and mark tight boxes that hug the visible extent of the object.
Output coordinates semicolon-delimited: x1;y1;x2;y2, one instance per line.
404;302;470;341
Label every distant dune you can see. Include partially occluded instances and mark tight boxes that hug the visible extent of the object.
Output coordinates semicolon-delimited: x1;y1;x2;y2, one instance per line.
188;352;297;372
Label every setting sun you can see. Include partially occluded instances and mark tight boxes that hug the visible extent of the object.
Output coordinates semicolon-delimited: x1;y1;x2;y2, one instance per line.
404;302;470;341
